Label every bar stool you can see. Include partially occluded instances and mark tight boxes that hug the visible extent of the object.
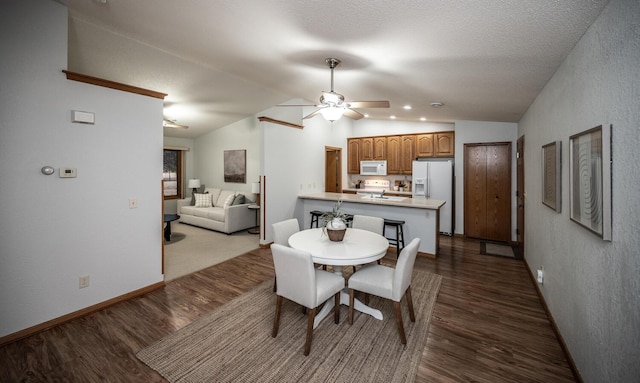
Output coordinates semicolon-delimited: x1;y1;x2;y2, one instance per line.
384;218;406;257
309;210;326;228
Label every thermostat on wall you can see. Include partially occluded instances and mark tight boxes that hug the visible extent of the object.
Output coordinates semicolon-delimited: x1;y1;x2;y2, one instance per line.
60;168;77;178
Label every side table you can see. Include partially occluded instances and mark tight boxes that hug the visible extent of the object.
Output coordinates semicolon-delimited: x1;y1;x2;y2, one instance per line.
247;204;260;234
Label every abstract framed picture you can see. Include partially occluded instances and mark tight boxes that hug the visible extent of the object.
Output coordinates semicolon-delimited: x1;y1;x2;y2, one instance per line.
569;124;612;241
542;141;562;212
224;149;246;183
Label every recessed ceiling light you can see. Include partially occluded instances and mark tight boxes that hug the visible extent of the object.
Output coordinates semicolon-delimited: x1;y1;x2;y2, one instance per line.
390;115;396;119
420;117;427;121
430;102;444;108
363;114;369;118
403;105;412;110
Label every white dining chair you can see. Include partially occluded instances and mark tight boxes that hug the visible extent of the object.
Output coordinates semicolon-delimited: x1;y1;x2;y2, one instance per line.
271;244;345;356
347;237;421;345
351;214;384;235
271;218;301;291
351;214;385;268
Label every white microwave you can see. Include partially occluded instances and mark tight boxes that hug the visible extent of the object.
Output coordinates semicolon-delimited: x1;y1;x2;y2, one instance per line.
360;160;387;176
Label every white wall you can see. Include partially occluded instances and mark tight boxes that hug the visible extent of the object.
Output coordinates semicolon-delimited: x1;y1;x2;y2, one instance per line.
0;0;164;338
194;116;261;196
518;0;640;380
453;120;519;238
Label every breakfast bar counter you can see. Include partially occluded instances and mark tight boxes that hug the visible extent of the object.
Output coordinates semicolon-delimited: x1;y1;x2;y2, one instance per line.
297;192;445;256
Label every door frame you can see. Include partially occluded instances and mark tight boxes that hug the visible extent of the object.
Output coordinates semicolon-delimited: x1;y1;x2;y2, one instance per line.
516;135;525;257
324;146;342;192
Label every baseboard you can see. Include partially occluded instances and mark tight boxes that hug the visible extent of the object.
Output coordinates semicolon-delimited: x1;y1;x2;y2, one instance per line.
0;281;165;347
523;258;583;383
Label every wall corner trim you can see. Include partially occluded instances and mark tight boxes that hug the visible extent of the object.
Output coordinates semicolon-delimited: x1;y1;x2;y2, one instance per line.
62;70;167;99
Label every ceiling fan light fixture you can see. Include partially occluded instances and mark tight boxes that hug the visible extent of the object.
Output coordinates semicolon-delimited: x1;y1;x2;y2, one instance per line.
320;106;345;122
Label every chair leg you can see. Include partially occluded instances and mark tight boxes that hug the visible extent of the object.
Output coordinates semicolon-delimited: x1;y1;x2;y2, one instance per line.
304;308;316;356
393;301;407;345
334;292;340;324
272;295;283;338
405;286;416;322
364;293;370;305
273;276;277;292
349;289;355;324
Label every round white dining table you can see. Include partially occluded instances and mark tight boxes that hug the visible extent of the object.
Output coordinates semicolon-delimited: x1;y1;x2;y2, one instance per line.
288;227;389;328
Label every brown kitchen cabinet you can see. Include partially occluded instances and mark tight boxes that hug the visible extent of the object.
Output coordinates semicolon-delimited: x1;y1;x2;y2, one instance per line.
373;137;386;160
386;136;401;174
416;134;434;157
347;138;361;174
434;132;455;157
360;137;374;160
400;135;416;174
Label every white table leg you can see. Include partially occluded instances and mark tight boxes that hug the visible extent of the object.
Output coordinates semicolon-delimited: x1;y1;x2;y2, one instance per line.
313;265;383;328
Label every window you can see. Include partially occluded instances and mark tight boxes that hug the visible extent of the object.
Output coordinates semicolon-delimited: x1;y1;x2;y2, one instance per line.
163;149;183;199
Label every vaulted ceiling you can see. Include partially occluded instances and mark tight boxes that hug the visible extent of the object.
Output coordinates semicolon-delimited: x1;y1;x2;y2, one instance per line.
57;0;609;138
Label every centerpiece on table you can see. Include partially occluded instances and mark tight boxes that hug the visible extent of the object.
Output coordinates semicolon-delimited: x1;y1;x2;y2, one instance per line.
321;200;348;242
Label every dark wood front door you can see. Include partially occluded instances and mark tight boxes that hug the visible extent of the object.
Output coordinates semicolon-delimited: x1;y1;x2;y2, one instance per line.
516;136;525;256
464;142;511;242
325;147;341;192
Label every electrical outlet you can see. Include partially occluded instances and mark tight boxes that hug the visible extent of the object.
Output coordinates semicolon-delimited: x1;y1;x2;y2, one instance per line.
129;198;137;209
79;275;90;289
537;267;544;284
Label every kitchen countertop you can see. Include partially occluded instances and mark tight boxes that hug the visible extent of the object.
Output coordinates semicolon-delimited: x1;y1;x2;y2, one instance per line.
298;192;445;210
342;188;413;196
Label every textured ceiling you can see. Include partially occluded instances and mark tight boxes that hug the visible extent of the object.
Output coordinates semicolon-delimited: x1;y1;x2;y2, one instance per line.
57;0;609;138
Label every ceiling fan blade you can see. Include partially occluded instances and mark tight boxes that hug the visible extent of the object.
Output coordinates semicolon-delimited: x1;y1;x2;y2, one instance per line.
303;109;322;119
346;100;390;109
276;103;318;107
343;108;364;120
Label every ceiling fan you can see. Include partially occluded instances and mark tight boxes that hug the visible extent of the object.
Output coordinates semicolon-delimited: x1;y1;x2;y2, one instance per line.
278;58;389;122
163;118;188;129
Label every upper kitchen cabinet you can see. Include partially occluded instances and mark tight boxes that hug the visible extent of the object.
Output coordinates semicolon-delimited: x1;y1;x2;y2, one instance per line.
360;137;374;160
416;134;434;157
347;138;361;174
400;135;416;174
373;137;386;160
434;132;455;157
386;136;401;174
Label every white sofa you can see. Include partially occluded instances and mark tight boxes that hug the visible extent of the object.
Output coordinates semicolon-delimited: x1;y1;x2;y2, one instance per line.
176;188;256;234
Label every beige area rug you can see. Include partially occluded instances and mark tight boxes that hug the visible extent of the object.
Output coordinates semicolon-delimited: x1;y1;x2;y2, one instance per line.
480;241;517;259
137;270;442;383
164;222;259;281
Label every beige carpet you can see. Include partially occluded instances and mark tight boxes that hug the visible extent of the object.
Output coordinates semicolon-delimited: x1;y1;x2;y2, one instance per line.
137;270;442;383
164;222;259;281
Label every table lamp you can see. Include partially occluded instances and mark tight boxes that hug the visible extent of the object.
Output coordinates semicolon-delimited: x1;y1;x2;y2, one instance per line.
251;181;260;206
188;178;201;196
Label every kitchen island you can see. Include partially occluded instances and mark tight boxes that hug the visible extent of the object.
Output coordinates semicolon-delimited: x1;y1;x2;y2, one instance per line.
297;192;445;257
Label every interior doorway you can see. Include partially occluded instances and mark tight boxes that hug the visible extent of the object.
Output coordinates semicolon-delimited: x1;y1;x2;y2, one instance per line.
325;146;342;192
516;135;525;256
463;142;512;242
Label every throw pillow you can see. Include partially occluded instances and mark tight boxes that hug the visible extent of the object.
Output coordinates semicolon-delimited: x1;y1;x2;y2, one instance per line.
223;193;236;208
231;194;245;205
194;193;212;208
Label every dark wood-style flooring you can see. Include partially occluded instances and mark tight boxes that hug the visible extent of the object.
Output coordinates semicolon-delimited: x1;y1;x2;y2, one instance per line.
0;236;576;382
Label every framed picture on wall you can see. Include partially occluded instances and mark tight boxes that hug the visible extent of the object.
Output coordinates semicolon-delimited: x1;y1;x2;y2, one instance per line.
224;149;246;183
542;141;562;212
568;124;612;241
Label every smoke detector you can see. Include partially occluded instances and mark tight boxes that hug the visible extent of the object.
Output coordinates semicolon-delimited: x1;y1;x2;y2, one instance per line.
430;102;444;108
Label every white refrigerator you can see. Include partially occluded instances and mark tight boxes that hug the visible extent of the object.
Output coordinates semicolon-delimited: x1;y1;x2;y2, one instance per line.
412;159;454;235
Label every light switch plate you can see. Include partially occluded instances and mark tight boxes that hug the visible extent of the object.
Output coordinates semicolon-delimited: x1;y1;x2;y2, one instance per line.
59;168;77;178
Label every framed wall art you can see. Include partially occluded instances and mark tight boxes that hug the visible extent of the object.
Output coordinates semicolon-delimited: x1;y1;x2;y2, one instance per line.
224;149;246;183
569;124;612;241
542;141;562;212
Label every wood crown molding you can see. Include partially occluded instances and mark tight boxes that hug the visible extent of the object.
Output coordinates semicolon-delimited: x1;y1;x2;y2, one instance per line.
258;116;303;129
63;70;167;99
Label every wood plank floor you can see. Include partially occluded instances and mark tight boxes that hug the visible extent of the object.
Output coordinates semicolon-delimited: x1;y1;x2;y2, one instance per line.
0;235;576;382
